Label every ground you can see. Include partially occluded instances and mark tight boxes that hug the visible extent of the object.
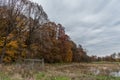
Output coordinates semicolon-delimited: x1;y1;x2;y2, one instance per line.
0;62;120;80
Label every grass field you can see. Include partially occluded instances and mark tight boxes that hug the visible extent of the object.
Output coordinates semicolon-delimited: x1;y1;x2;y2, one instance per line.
0;62;120;80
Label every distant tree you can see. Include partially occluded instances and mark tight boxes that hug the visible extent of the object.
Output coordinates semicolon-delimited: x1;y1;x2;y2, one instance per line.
111;53;116;59
72;44;90;62
118;52;120;58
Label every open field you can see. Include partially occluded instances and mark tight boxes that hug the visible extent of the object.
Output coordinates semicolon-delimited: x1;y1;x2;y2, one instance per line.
0;62;120;80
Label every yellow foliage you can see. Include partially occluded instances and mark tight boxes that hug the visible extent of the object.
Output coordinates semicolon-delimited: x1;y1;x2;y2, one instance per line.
0;40;3;46
21;44;27;48
0;37;4;46
66;49;73;62
6;50;15;57
31;44;38;50
16;16;21;21
7;41;18;49
3;56;12;63
21;50;26;58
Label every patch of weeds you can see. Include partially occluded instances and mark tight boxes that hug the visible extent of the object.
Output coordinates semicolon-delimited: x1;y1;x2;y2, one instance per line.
50;76;70;80
95;75;120;80
35;72;45;80
0;72;11;80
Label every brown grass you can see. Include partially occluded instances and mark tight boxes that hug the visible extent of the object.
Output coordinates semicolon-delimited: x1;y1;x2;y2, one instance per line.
0;62;120;80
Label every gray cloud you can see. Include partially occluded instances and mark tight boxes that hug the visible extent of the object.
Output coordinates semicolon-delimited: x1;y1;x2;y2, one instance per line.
31;0;120;56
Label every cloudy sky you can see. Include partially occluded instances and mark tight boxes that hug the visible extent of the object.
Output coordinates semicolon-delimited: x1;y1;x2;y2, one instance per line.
31;0;120;56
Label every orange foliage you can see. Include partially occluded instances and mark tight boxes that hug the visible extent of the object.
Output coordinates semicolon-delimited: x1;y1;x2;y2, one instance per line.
0;0;89;63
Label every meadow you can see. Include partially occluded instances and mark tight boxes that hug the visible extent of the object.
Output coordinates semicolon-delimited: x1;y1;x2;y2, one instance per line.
0;62;120;80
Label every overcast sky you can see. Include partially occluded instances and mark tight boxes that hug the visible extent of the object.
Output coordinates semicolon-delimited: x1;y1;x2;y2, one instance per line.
31;0;120;56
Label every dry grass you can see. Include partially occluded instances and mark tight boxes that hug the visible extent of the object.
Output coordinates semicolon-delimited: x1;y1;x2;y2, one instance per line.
0;62;120;80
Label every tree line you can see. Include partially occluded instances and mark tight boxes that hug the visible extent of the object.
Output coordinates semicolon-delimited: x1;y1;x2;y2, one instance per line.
90;53;120;62
0;0;89;63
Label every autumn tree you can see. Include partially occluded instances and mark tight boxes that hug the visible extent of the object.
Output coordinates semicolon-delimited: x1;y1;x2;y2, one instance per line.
72;44;90;62
24;1;48;58
0;0;90;63
32;22;61;62
0;0;29;62
0;0;48;62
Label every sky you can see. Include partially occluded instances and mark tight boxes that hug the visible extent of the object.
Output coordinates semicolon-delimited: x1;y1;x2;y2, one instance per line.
31;0;120;56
